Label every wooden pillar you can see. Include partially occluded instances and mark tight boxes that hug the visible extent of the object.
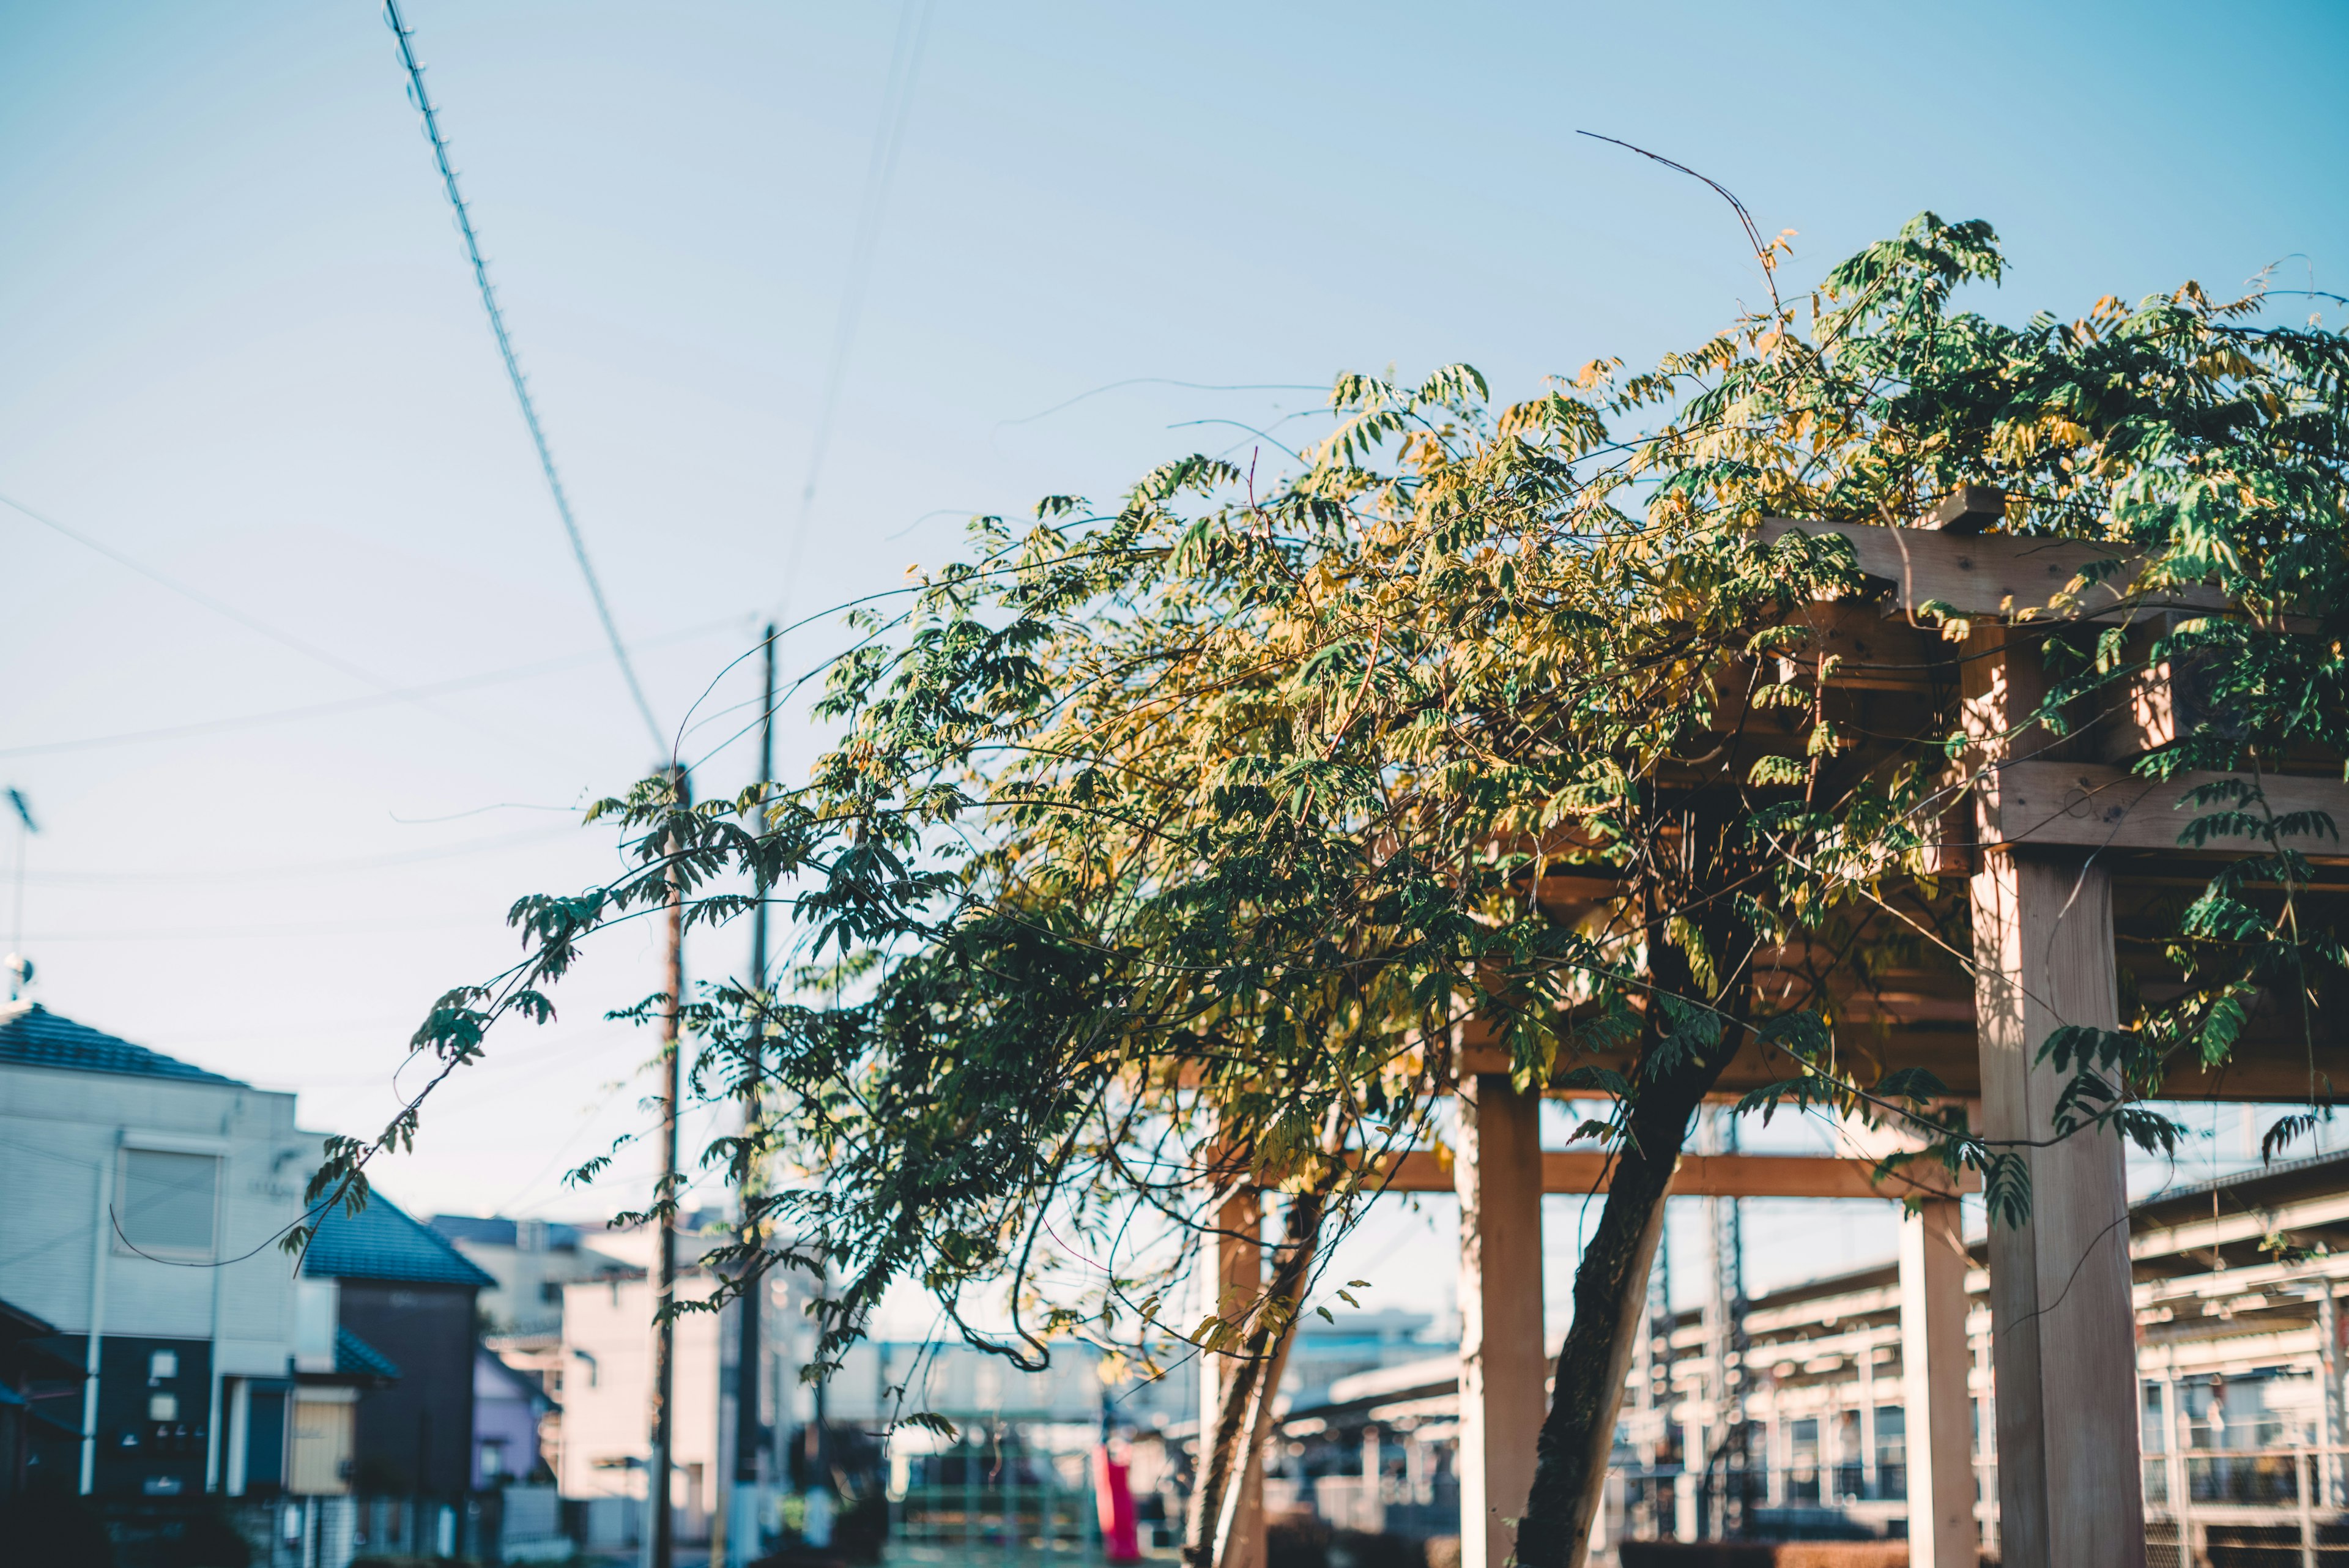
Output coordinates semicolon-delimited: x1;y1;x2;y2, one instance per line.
1972;849;2145;1568
1455;1073;1545;1568
2319;1282;2343;1506
1901;1197;1978;1568
1200;1187;1263;1568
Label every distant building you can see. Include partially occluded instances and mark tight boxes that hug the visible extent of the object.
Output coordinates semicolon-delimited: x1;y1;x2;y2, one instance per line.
427;1215;632;1337
0;1001;315;1502
1252;1147;2349;1561
471;1347;552;1487
558;1265;730;1548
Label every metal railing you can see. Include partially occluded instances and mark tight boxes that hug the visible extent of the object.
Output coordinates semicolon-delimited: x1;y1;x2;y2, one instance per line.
888;1481;1105;1563
2142;1446;2349;1567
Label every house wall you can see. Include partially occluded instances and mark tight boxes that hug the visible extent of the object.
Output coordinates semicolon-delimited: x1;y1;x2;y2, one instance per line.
337;1279;477;1497
472;1350;546;1486
0;1062;309;1499
558;1272;722;1531
0;1063;306;1364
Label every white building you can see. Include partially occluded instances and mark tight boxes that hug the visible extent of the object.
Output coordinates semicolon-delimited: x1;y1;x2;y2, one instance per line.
555;1261;735;1551
0;1000;316;1501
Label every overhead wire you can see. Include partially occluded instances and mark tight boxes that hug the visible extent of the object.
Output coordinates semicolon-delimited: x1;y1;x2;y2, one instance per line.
0;615;744;762
20;824;579;887
779;0;938;631
382;0;665;754
2;489;416;698
0;486;596;767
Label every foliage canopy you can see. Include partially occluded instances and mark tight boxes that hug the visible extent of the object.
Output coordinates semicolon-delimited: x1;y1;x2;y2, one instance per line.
302;207;2349;1560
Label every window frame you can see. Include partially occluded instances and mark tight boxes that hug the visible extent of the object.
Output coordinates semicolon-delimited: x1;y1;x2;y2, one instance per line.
113;1140;224;1262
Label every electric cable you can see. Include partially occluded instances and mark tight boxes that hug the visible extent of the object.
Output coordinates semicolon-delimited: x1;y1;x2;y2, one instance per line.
2;488;407;694
0;614;742;761
382;0;664;754
779;0;938;628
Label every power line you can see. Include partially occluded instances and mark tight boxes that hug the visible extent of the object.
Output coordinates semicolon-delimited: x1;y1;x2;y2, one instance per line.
382;0;664;754
781;0;938;625
0;615;743;761
1;489;406;694
20;824;576;887
2;486;568;765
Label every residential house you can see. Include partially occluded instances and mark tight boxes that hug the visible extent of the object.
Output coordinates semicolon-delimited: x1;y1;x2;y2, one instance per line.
557;1257;726;1549
472;1347;551;1487
428;1211;630;1485
0;1001;312;1501
300;1194;495;1500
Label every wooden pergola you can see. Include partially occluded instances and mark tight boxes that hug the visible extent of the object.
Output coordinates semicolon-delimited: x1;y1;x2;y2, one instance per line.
1201;509;2349;1568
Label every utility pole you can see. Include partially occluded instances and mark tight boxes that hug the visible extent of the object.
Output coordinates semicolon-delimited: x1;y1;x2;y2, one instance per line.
725;625;779;1567
646;764;690;1568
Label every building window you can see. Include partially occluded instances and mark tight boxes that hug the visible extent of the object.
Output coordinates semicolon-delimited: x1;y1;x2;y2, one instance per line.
1874;1404;1907;1501
1785;1417;1822;1503
117;1149;219;1258
149;1350;178;1381
540;1281;564;1304
149;1393;179;1421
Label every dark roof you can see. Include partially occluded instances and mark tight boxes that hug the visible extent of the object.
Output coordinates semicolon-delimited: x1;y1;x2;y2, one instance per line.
304;1195;497;1288
336;1328;402;1381
0;1296;58;1341
429;1214;587;1252
476;1346;550;1407
0;1003;240;1085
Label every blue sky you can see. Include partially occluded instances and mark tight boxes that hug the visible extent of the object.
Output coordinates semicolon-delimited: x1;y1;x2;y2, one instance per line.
2;0;2343;1326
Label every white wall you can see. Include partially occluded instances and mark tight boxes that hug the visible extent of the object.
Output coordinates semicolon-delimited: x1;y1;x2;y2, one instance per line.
0;1061;309;1374
558;1271;725;1518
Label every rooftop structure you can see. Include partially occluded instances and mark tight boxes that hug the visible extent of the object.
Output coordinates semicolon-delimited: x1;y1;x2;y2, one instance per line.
0;1001;239;1084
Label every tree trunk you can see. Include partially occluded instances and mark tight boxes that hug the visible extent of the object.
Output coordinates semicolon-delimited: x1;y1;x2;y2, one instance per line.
1514;804;1751;1567
1183;1186;1329;1568
1512;1061;1716;1566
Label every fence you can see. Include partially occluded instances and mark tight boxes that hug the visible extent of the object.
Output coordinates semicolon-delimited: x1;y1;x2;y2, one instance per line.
2143;1446;2349;1567
890;1479;1105;1563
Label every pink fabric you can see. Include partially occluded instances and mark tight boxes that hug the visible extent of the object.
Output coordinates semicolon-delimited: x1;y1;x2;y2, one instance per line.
1092;1444;1142;1562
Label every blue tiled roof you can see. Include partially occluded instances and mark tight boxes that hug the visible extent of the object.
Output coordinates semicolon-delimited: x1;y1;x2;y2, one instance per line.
0;1003;240;1085
303;1194;497;1288
336;1327;402;1381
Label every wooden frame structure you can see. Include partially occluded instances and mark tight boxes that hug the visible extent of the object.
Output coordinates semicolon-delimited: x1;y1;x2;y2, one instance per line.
1195;511;2349;1568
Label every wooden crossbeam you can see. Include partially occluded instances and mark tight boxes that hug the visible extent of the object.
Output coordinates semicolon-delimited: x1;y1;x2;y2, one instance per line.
1986;759;2349;857
1370;1149;1975;1200
1760;516;2225;620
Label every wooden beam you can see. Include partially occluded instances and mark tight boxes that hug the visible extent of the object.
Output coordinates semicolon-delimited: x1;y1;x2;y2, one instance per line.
1972;849;2146;1568
1984;759;2349;857
1901;1197;1979;1568
1375;1149;1976;1199
1454;1074;1545;1568
1455;1014;2349;1105
1761;516;2224;620
1199;1186;1263;1568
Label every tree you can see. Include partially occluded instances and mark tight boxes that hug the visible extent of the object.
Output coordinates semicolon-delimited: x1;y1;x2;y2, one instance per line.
303;212;2349;1566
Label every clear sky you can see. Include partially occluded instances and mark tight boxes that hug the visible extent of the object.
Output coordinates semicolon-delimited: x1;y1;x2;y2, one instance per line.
3;0;2345;1331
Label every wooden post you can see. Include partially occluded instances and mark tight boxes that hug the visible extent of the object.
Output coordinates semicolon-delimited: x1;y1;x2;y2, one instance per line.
1200;1187;1263;1568
1900;1197;1978;1567
1456;1073;1545;1568
2319;1282;2343;1507
1971;849;2145;1568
